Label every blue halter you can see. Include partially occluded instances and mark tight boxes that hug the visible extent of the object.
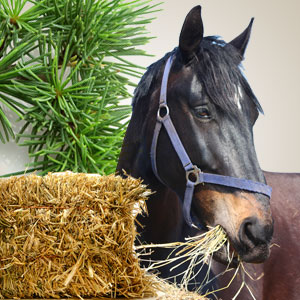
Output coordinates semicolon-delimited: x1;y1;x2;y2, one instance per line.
150;54;272;228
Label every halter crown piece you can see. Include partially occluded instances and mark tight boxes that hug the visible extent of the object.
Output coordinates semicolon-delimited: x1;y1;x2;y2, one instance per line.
150;54;272;228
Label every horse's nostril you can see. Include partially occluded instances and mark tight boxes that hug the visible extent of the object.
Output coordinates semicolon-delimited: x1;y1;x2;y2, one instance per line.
239;217;269;248
244;222;256;243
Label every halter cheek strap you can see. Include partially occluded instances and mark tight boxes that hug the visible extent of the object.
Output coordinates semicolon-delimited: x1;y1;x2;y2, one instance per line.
150;54;272;228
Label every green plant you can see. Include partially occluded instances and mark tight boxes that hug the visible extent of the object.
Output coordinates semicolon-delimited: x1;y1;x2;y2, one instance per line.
0;0;158;176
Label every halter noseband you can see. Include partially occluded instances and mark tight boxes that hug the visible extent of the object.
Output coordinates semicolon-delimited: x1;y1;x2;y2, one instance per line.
150;54;272;228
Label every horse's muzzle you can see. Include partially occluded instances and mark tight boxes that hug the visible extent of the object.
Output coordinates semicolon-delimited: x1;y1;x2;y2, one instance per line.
213;217;273;266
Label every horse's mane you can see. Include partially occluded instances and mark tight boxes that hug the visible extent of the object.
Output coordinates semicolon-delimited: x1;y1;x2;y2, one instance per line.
132;36;263;114
132;48;176;109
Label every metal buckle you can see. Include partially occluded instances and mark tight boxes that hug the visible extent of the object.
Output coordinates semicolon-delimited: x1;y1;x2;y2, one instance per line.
157;104;169;122
186;165;203;185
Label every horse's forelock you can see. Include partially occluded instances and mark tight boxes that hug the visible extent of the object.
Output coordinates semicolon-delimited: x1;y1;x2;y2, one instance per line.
196;37;263;115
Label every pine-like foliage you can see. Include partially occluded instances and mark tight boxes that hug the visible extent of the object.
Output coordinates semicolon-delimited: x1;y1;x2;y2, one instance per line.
0;0;158;175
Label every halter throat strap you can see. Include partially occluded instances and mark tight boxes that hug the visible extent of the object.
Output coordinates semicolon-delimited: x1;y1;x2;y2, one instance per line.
150;54;272;228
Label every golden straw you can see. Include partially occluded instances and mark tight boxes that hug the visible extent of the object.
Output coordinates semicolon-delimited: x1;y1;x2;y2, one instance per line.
0;172;156;299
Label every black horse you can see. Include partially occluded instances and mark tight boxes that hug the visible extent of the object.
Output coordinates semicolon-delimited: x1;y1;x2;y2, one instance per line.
117;6;274;297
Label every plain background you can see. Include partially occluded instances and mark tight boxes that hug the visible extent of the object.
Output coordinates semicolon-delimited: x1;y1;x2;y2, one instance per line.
1;0;300;175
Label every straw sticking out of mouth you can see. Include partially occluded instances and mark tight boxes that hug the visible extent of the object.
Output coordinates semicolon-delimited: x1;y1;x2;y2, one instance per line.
138;225;258;300
137;225;227;292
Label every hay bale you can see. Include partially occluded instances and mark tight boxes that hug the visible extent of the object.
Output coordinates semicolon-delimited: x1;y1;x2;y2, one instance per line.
0;172;157;299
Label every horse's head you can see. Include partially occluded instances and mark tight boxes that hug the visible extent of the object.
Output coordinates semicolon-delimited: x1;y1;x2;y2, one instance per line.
167;6;274;265
120;6;273;266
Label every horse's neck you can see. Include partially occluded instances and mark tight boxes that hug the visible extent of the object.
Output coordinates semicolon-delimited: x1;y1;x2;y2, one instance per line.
136;185;187;243
117;129;190;243
116;102;151;177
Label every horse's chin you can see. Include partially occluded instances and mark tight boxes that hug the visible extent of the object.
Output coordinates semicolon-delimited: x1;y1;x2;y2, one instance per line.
238;244;271;263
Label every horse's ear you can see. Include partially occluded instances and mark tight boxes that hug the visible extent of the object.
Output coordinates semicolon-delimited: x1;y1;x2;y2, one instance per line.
179;6;204;62
229;18;254;59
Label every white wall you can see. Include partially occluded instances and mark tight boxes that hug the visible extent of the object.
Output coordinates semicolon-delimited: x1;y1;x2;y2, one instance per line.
1;0;300;175
132;0;300;173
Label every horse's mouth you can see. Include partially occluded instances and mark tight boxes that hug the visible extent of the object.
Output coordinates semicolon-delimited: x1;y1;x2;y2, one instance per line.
212;234;271;267
193;224;241;267
212;240;240;268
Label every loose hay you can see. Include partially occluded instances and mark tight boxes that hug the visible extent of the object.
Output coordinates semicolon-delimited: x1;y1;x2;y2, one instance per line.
141;226;258;300
0;172;158;299
155;279;208;300
138;225;227;296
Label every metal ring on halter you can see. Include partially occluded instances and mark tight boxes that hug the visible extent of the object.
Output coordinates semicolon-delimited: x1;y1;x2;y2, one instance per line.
157;104;169;122
186;165;203;185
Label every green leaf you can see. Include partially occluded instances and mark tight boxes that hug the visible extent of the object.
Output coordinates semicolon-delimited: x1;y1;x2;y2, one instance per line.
0;0;160;176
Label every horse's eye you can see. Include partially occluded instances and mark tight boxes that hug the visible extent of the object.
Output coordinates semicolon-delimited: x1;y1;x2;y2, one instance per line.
195;107;211;119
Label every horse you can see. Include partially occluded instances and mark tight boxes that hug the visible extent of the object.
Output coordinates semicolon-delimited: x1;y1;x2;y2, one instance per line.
117;5;281;298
